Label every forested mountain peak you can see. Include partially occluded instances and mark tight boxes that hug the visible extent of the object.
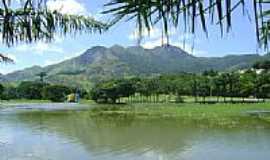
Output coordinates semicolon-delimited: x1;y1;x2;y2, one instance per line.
1;45;269;88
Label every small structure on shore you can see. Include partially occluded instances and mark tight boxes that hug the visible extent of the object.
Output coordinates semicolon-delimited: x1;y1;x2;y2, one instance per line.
67;93;80;103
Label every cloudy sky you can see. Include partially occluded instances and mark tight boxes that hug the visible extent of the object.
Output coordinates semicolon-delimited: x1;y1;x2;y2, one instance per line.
0;0;267;74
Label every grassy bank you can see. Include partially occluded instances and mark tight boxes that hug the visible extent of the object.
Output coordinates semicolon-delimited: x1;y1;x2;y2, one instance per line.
89;103;270;128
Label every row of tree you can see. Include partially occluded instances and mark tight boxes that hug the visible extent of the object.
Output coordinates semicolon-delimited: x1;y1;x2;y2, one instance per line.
90;69;270;104
0;81;87;102
1;61;270;104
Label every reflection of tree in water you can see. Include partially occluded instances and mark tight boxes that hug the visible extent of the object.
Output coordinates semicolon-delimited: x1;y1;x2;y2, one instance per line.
90;111;136;127
4;110;270;159
0;141;8;159
14;110;202;158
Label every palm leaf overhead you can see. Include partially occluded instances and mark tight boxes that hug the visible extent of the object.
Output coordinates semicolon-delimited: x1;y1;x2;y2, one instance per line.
0;0;108;62
0;53;13;63
103;0;270;49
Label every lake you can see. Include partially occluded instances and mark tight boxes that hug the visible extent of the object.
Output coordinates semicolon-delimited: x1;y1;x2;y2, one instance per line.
0;104;270;160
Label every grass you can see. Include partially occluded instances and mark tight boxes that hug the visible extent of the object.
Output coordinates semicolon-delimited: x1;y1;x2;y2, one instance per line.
1;98;270;128
89;103;270;128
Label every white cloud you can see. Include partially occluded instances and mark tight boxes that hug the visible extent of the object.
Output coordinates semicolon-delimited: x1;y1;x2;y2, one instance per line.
142;38;207;56
54;35;64;43
15;42;64;55
142;38;166;49
142;37;188;49
43;59;60;66
129;27;177;40
129;27;161;40
6;53;17;62
47;0;87;15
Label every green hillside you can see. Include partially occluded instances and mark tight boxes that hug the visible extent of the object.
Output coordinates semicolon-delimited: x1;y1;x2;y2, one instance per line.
1;45;269;88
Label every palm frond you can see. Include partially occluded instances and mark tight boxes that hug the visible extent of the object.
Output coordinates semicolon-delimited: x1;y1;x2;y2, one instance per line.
0;53;13;63
0;0;108;46
104;0;270;49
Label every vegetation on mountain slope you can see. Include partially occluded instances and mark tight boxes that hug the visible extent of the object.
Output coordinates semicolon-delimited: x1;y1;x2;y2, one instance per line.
1;45;269;88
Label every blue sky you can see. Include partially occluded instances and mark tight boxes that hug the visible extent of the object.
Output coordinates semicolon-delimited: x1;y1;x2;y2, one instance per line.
0;0;268;74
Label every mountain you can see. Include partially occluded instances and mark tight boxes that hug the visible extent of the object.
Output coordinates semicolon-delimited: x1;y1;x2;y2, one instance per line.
1;45;268;88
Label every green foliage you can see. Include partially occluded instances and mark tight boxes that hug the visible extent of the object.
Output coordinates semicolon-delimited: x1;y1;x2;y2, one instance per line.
17;81;48;99
0;84;4;99
1;81;74;102
253;60;270;70
90;69;270;104
1;86;19;100
42;85;72;102
90;79;136;103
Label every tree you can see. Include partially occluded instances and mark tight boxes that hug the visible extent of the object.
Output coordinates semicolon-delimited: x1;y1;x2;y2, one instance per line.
212;75;223;102
17;81;47;99
173;79;186;103
191;75;199;103
224;72;240;102
217;73;229;102
256;72;270;99
0;0;108;61
258;84;270;100
239;73;255;100
116;79;136;100
198;76;211;103
37;72;47;82
1;86;19;100
104;0;270;48
90;80;136;104
253;60;270;70
0;84;4;99
202;70;218;77
42;85;72;102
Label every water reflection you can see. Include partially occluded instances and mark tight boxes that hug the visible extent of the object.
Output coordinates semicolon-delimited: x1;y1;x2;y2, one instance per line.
0;108;270;160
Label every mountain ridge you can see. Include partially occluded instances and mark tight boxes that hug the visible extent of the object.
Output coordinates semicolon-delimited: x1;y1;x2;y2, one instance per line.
1;45;268;88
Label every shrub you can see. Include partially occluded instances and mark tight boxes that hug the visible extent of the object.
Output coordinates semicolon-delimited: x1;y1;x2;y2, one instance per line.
42;85;72;102
16;81;48;99
1;86;19;100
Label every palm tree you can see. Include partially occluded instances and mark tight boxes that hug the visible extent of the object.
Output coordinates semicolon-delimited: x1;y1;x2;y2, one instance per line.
0;0;108;62
103;0;270;48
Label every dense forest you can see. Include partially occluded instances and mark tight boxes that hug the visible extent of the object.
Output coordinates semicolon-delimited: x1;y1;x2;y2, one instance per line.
1;60;269;104
90;70;270;104
0;82;88;102
90;61;270;104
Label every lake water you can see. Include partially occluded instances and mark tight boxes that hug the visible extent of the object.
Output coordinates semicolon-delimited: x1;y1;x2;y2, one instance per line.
0;104;270;160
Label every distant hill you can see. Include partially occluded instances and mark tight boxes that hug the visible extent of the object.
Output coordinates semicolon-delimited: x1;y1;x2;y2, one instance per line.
1;45;269;88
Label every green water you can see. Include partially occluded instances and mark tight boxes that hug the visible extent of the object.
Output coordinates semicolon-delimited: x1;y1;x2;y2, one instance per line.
0;105;270;160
